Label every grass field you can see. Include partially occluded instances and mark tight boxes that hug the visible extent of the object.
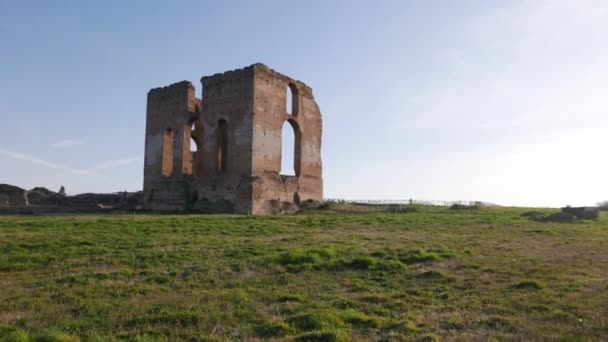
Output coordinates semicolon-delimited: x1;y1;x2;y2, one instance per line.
0;206;607;341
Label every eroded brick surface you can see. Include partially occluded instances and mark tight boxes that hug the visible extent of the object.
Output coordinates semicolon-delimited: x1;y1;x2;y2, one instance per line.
143;64;323;214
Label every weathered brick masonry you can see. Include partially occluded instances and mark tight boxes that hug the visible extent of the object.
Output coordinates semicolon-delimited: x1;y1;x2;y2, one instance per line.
143;64;323;214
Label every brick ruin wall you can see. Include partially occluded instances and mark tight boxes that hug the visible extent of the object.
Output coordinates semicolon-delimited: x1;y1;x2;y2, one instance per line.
143;64;323;214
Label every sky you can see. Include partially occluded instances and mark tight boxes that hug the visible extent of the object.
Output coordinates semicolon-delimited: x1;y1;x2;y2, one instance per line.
1;0;607;207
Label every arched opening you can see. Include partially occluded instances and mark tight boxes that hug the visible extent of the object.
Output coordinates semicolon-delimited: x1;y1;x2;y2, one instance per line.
190;121;203;177
182;122;203;176
280;120;301;176
216;119;228;173
286;83;298;115
190;137;197;152
161;129;174;177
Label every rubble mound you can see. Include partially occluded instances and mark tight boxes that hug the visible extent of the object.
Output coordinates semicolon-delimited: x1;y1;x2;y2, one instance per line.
0;184;28;206
0;183;143;213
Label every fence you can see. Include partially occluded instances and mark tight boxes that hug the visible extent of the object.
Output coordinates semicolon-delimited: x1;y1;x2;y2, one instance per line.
324;199;477;207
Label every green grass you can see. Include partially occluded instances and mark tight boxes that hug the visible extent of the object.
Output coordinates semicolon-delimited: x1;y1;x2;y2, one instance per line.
0;205;607;340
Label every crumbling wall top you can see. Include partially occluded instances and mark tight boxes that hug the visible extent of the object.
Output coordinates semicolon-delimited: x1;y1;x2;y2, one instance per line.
200;65;256;85
251;63;313;94
200;63;313;94
147;81;199;113
148;80;194;96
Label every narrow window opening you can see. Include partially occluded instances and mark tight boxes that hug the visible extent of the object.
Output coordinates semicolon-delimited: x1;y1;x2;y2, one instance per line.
190;136;198;152
286;83;298;115
182;122;203;176
189;134;198;176
162;129;174;177
216;119;228;173
190;121;204;177
280;120;301;176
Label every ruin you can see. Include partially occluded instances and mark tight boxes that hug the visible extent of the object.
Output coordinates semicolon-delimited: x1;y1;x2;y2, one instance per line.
143;64;323;214
0;184;142;214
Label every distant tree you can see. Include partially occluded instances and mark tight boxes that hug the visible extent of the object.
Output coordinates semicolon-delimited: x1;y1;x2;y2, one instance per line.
58;186;66;197
597;201;608;210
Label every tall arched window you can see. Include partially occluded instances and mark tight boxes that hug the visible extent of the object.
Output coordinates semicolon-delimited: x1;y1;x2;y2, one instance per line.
286;83;298;115
186;121;203;177
280;120;301;176
162;129;174;177
216;119;228;173
190;136;198;152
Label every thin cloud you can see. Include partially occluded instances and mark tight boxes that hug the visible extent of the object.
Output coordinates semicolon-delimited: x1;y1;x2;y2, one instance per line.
0;148;98;176
93;157;141;170
0;148;141;177
0;148;63;169
50;139;83;148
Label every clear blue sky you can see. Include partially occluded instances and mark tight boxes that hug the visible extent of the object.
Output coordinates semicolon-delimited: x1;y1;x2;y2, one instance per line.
1;1;607;207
